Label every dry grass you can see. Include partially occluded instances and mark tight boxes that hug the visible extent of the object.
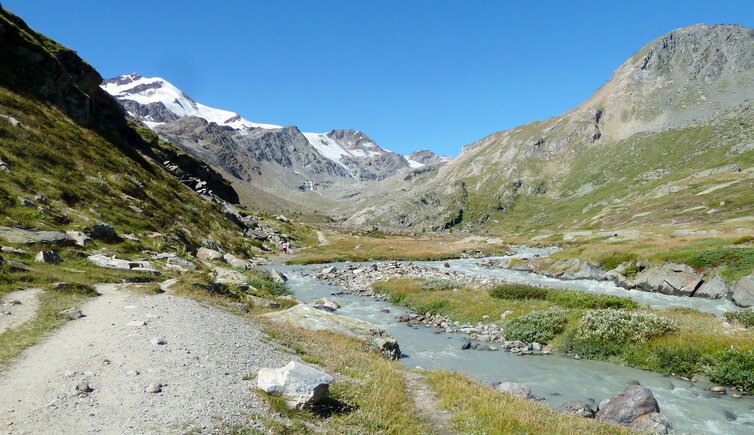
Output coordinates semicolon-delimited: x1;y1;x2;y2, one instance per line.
288;232;508;264
425;370;634;434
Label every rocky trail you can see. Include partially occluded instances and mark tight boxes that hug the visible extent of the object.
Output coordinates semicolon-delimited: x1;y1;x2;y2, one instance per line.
316;231;329;246
403;371;453;435
0;288;42;335
0;283;294;434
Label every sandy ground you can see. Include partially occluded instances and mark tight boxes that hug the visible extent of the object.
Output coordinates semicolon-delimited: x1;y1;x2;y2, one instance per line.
0;283;295;434
0;288;41;335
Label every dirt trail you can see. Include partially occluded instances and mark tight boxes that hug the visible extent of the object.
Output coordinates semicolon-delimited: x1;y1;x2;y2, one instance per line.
0;283;294;434
316;231;329;246
403;371;454;435
0;288;42;335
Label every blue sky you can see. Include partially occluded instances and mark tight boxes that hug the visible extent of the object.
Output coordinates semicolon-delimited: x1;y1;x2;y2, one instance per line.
4;1;754;156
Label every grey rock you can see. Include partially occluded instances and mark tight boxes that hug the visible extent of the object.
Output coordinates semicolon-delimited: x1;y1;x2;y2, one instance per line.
495;381;532;399
695;275;731;299
33;194;47;203
60;307;84;320
370;336;402;360
275;215;290;222
269;268;288;284
732;275;754;307
75;381;93;393
65;231;92;247
18;196;35;207
145;383;163;393
0;158;10;173
34;250;60;263
559;400;596;418
196;247;223;261
151;337;167;346
596;385;660;425
0;226;75;246
631;412;673;434
86;221;118;242
313;298;340;312
223;253;248;270
88;254;152;271
257;361;333;409
166;256;196;270
634;263;703;296
1;246;27;254
214;267;247;285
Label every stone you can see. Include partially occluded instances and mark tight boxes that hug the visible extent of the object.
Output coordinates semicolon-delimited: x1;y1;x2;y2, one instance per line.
559;400;596;418
223;253;248;270
127;320;147;327
145;383;163;393
275;215;290;222
257;361;333;409
151;337;167;346
694;275;731;299
631;412;673;434
214;267;247;285
196;247;223;261
88;254;152;271
634;263;703;296
127;370;140;377
130;267;161;275
246;229;268;241
123;233;139;241
0;226;75;246
596;385;660;426
65;231;92;247
496;381;532;399
313;298;340;312
86;221;118;242
1;246;27;254
370;336;402;360
18;196;35;207
732;275;754;308
34;250;60;263
75;381;93;393
461;341;472;350
166;256;196;270
0;158;10;173
710;386;726;394
33;194;47;203
265;304;401;359
60;307;84;320
269;268;288;284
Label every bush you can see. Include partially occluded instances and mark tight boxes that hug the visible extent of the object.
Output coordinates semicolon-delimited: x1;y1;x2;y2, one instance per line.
710;348;754;391
490;284;549;300
723;311;754;328
546;290;638;310
504;310;568;344
560;309;678;358
389;292;406;304
247;271;289;296
650;346;703;378
415;298;449;315
418;279;459;292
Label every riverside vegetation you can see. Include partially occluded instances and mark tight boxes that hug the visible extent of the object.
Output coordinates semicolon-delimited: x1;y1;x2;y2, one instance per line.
374;279;754;392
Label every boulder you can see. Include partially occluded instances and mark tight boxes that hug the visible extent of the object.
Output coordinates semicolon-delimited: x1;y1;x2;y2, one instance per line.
265;304;401;359
495;381;532;399
558;400;596;418
34;250;60;263
269;268;288;284
197;247;223;261
246;229;268;241
732;275;754;308
65;230;92;247
86;221;118;242
631;412;673;434
214;267;247;285
596;385;660;426
275;215;290;222
0;226;74;246
634;263;703;296
223;253;248;270
0;158;9;173
60;307;84;320
166;256;196;270
313;298;340;312
87;254;152;271
694;275;731;299
257;361;333;409
1;246;27;254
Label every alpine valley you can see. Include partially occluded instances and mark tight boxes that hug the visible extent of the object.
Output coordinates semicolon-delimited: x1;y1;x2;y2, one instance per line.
2;3;754;435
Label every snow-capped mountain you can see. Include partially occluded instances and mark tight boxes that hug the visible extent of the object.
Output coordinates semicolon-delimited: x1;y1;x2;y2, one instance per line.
405;150;452;168
101;74;422;206
101;74;281;130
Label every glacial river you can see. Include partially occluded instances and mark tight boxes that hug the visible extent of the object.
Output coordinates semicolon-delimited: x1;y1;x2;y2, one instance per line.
274;249;754;434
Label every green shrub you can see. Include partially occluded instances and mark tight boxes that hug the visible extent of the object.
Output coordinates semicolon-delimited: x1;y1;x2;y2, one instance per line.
546;290;638;310
418;279;459;292
490;284;549;300
247;271;289;296
710;348;754;391
560;309;678;358
723;311;754;328
504;310;568;344
415;298;449;315
389;292;406;304
650;346;703;378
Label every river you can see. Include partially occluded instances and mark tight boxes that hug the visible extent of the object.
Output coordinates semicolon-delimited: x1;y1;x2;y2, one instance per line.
274;249;754;434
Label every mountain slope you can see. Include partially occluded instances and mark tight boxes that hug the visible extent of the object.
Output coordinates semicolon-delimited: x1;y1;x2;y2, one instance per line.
347;24;754;234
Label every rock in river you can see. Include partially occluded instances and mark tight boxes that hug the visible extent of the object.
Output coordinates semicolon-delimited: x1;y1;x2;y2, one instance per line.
596;385;672;433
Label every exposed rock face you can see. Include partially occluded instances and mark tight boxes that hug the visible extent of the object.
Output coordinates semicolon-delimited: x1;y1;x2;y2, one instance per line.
633;263;703;296
732;274;754;307
0;227;74;246
85;222;118;242
34;250;60;264
196;247;223;261
405;150;451;167
694;275;731;299
265;304;401;360
558;401;596;418
257;361;333;410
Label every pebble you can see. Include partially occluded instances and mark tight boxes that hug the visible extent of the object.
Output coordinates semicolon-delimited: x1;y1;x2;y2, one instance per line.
127;320;147;327
75;381;93;393
145;383;163;393
127;370;140;377
151;337;168;346
711;386;727;394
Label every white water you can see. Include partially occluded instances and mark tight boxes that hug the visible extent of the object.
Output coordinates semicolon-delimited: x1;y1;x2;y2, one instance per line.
275;250;754;434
